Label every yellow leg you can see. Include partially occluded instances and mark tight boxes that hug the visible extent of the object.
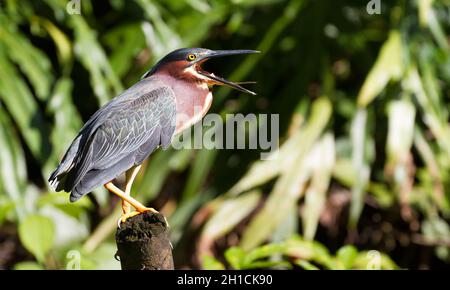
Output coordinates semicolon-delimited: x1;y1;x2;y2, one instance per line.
104;181;158;224
121;165;142;215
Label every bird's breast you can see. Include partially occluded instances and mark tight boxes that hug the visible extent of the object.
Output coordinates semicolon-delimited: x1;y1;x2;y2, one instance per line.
172;81;213;134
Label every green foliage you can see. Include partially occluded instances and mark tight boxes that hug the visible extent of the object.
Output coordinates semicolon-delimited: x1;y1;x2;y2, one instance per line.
18;215;55;263
13;261;45;270
238;97;333;250
0;0;449;269
202;190;261;241
357;31;404;107
203;236;399;270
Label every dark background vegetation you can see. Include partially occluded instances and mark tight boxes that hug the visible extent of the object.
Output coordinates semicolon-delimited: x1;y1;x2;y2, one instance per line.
0;0;449;269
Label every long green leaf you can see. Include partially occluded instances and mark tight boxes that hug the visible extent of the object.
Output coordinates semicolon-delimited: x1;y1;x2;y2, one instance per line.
201;190;261;242
240;97;332;250
0;47;51;167
349;109;371;228
0;16;53;100
302;134;335;240
357;30;403;107
71;16;122;105
19;215;55;263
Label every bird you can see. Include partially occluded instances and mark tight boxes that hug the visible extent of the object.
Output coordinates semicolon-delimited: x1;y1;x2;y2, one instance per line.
48;48;258;224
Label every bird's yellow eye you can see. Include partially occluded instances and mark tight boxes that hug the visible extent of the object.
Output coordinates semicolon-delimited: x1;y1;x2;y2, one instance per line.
187;54;196;61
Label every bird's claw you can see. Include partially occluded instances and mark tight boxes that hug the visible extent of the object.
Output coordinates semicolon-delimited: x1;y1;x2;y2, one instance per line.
117;207;161;229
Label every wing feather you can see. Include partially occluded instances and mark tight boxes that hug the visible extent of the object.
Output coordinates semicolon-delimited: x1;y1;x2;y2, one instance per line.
49;77;177;197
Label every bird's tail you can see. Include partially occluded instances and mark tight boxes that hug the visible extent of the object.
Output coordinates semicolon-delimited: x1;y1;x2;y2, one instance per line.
48;135;83;192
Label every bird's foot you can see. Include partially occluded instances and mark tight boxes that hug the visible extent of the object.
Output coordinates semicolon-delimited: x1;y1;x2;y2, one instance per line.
117;207;169;228
134;207;170;228
121;211;144;223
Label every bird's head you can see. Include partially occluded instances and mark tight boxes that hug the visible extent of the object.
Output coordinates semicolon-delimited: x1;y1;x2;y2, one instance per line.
145;48;259;95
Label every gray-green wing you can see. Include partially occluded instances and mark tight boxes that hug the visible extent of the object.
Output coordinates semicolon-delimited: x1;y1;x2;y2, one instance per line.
49;79;176;202
91;86;176;169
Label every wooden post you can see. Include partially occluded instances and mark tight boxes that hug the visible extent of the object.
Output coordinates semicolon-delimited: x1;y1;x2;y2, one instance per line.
115;212;174;270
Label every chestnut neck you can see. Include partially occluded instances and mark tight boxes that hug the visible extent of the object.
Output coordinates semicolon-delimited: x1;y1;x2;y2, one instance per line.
152;69;212;133
155;61;205;84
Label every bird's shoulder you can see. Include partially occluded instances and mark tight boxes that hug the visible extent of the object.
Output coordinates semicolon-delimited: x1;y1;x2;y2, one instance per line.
104;77;176;125
107;76;175;112
81;76;176;134
84;77;177;166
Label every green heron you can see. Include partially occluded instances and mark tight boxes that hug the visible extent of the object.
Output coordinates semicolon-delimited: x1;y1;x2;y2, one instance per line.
49;48;258;224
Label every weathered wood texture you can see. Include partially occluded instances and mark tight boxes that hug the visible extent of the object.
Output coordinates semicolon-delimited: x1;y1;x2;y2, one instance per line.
115;212;173;270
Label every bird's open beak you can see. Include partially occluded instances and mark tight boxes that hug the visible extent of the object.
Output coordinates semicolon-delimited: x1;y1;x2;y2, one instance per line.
195;50;259;95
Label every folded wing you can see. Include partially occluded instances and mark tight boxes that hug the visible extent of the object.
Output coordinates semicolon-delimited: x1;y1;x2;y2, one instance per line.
48;78;176;202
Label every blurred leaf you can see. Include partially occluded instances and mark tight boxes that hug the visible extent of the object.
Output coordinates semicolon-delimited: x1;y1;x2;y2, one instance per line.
386;99;416;212
136;148;178;199
201;255;226;270
13;261;44;270
224;247;246;270
349;109;371;228
202;190;261;241
294;259;319;270
418;0;434;27
418;0;449;50
224;244;293;269
414;128;448;210
285;236;335;269
18;214;55;263
169;191;214;247
242;243;287;269
386;100;416;167
0;47;51;167
181;148;218;203
185;0;211;13
229;97;332;196
271;204;298;243
71;16;122;105
353;250;399;270
0;106;27;218
215;0;305;103
404;67;450;159
70;243;120;270
332;157;356;186
37;192;91;219
47;77;82;172
243;260;292;269
32;16;72;66
85;242;121;270
0;199;15;225
137;0;182;59
168;149;193;172
231;0;283;6
357;31;403;107
336;245;358;269
0;16;53;100
240;97;332;250
422;216;450;260
103;23;145;77
303;134;335;240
